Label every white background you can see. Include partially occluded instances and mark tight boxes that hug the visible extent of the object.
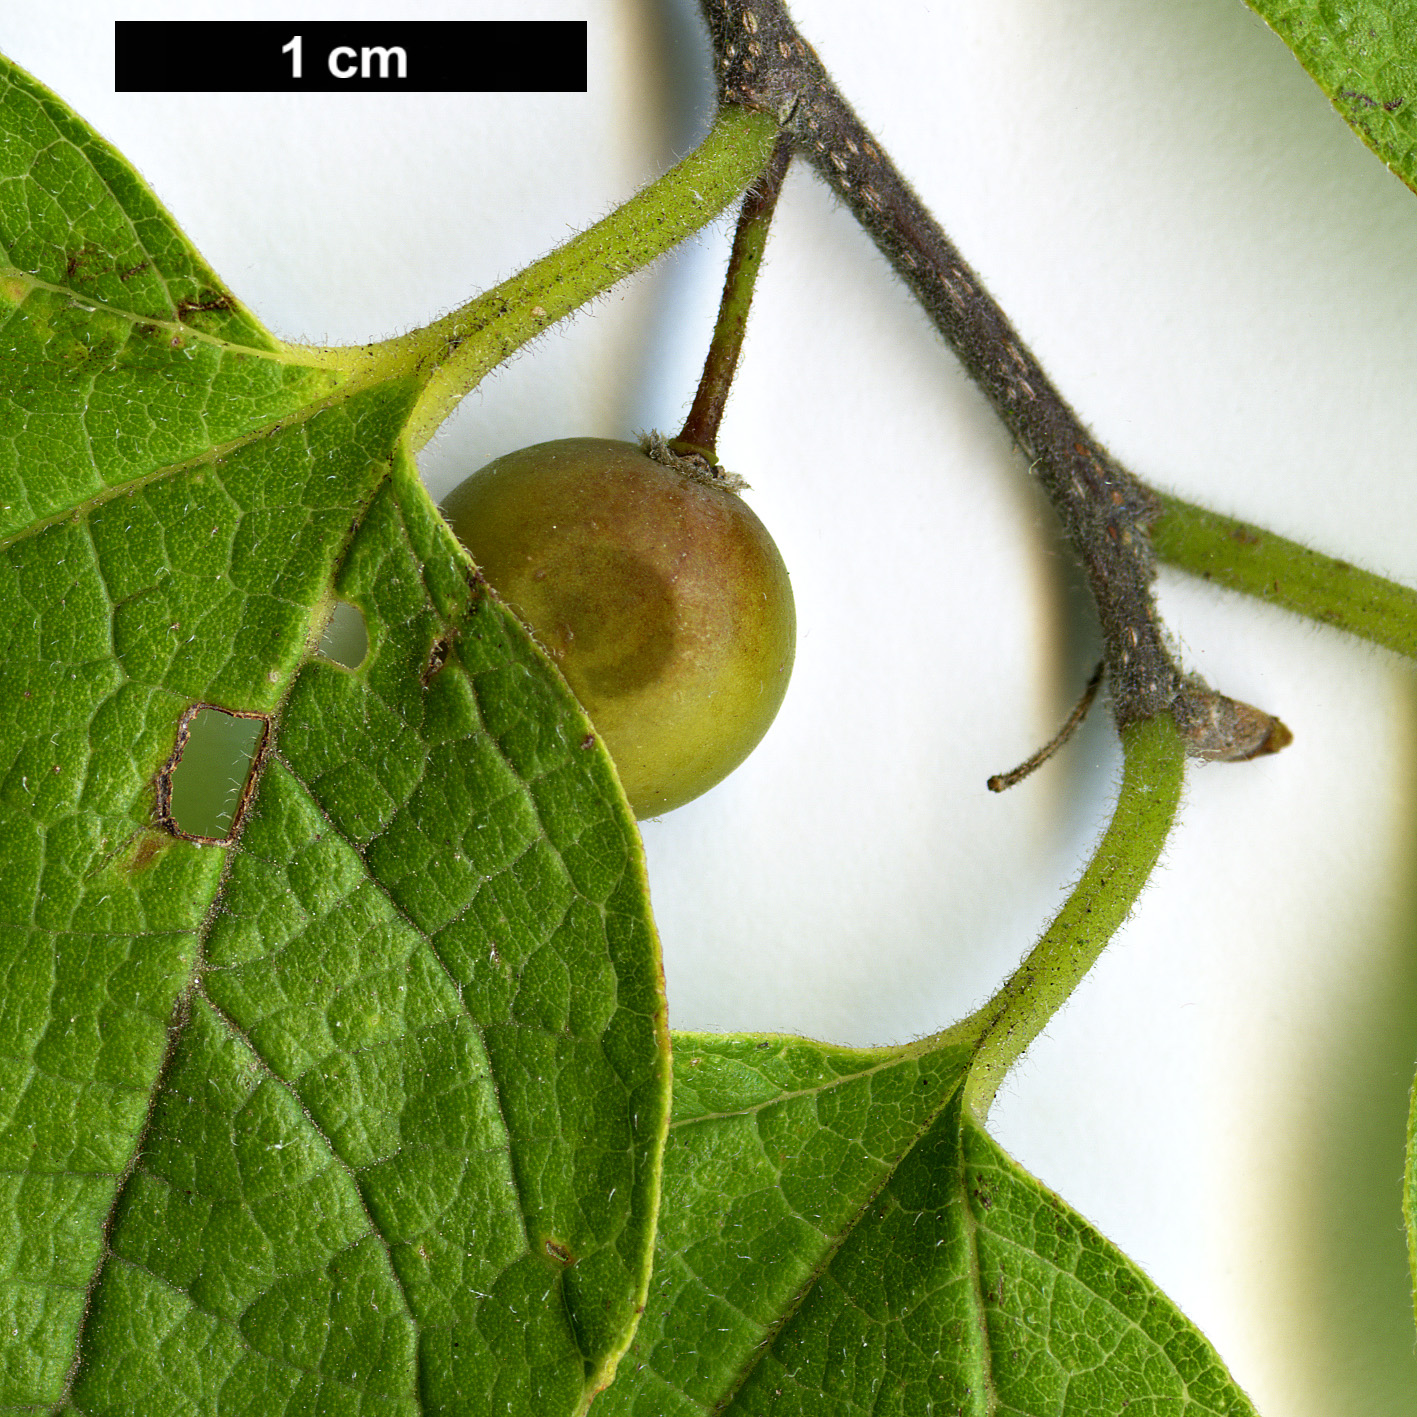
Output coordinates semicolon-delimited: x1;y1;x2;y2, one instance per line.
6;3;1417;1412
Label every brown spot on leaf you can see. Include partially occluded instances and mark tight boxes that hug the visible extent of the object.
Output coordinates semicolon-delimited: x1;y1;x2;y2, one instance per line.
127;835;162;874
421;635;452;687
543;1238;575;1266
64;246;100;282
176;290;233;320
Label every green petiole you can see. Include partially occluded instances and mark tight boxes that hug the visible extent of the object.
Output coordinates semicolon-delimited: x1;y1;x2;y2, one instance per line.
289;105;781;451
963;712;1187;1116
1150;490;1417;662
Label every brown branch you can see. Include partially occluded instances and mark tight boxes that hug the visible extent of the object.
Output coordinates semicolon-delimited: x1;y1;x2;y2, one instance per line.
697;0;1287;762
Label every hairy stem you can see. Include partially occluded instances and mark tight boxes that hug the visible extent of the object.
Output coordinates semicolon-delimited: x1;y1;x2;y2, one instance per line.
291;104;780;451
697;0;1286;761
672;133;793;465
964;713;1187;1116
1151;491;1417;661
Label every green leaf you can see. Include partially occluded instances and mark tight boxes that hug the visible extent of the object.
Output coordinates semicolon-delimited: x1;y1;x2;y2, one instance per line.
598;721;1257;1413
1246;0;1417;194
0;54;671;1414
597;1033;1259;1416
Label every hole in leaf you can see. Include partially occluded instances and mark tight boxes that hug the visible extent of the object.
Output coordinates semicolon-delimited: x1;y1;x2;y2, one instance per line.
161;707;267;842
317;599;368;669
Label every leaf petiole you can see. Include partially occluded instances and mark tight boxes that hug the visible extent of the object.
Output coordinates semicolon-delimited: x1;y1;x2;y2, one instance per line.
1150;490;1417;661
287;104;781;451
962;712;1187;1116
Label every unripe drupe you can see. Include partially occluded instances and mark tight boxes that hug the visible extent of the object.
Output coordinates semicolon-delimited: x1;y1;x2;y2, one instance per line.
441;437;795;816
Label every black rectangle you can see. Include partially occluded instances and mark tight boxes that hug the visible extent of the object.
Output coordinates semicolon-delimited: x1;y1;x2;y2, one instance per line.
115;20;587;93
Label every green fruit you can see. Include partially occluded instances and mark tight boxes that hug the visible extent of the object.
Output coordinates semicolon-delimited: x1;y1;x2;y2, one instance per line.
441;437;795;816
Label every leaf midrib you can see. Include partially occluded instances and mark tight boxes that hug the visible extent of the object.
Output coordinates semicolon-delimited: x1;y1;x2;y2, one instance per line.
46;455;402;1412
957;1112;1000;1417
677;1065;975;1415
0;267;298;364
197;989;425;1413
0;371;370;556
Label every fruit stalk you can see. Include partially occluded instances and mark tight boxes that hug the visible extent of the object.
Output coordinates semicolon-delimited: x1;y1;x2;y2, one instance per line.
671;132;793;467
